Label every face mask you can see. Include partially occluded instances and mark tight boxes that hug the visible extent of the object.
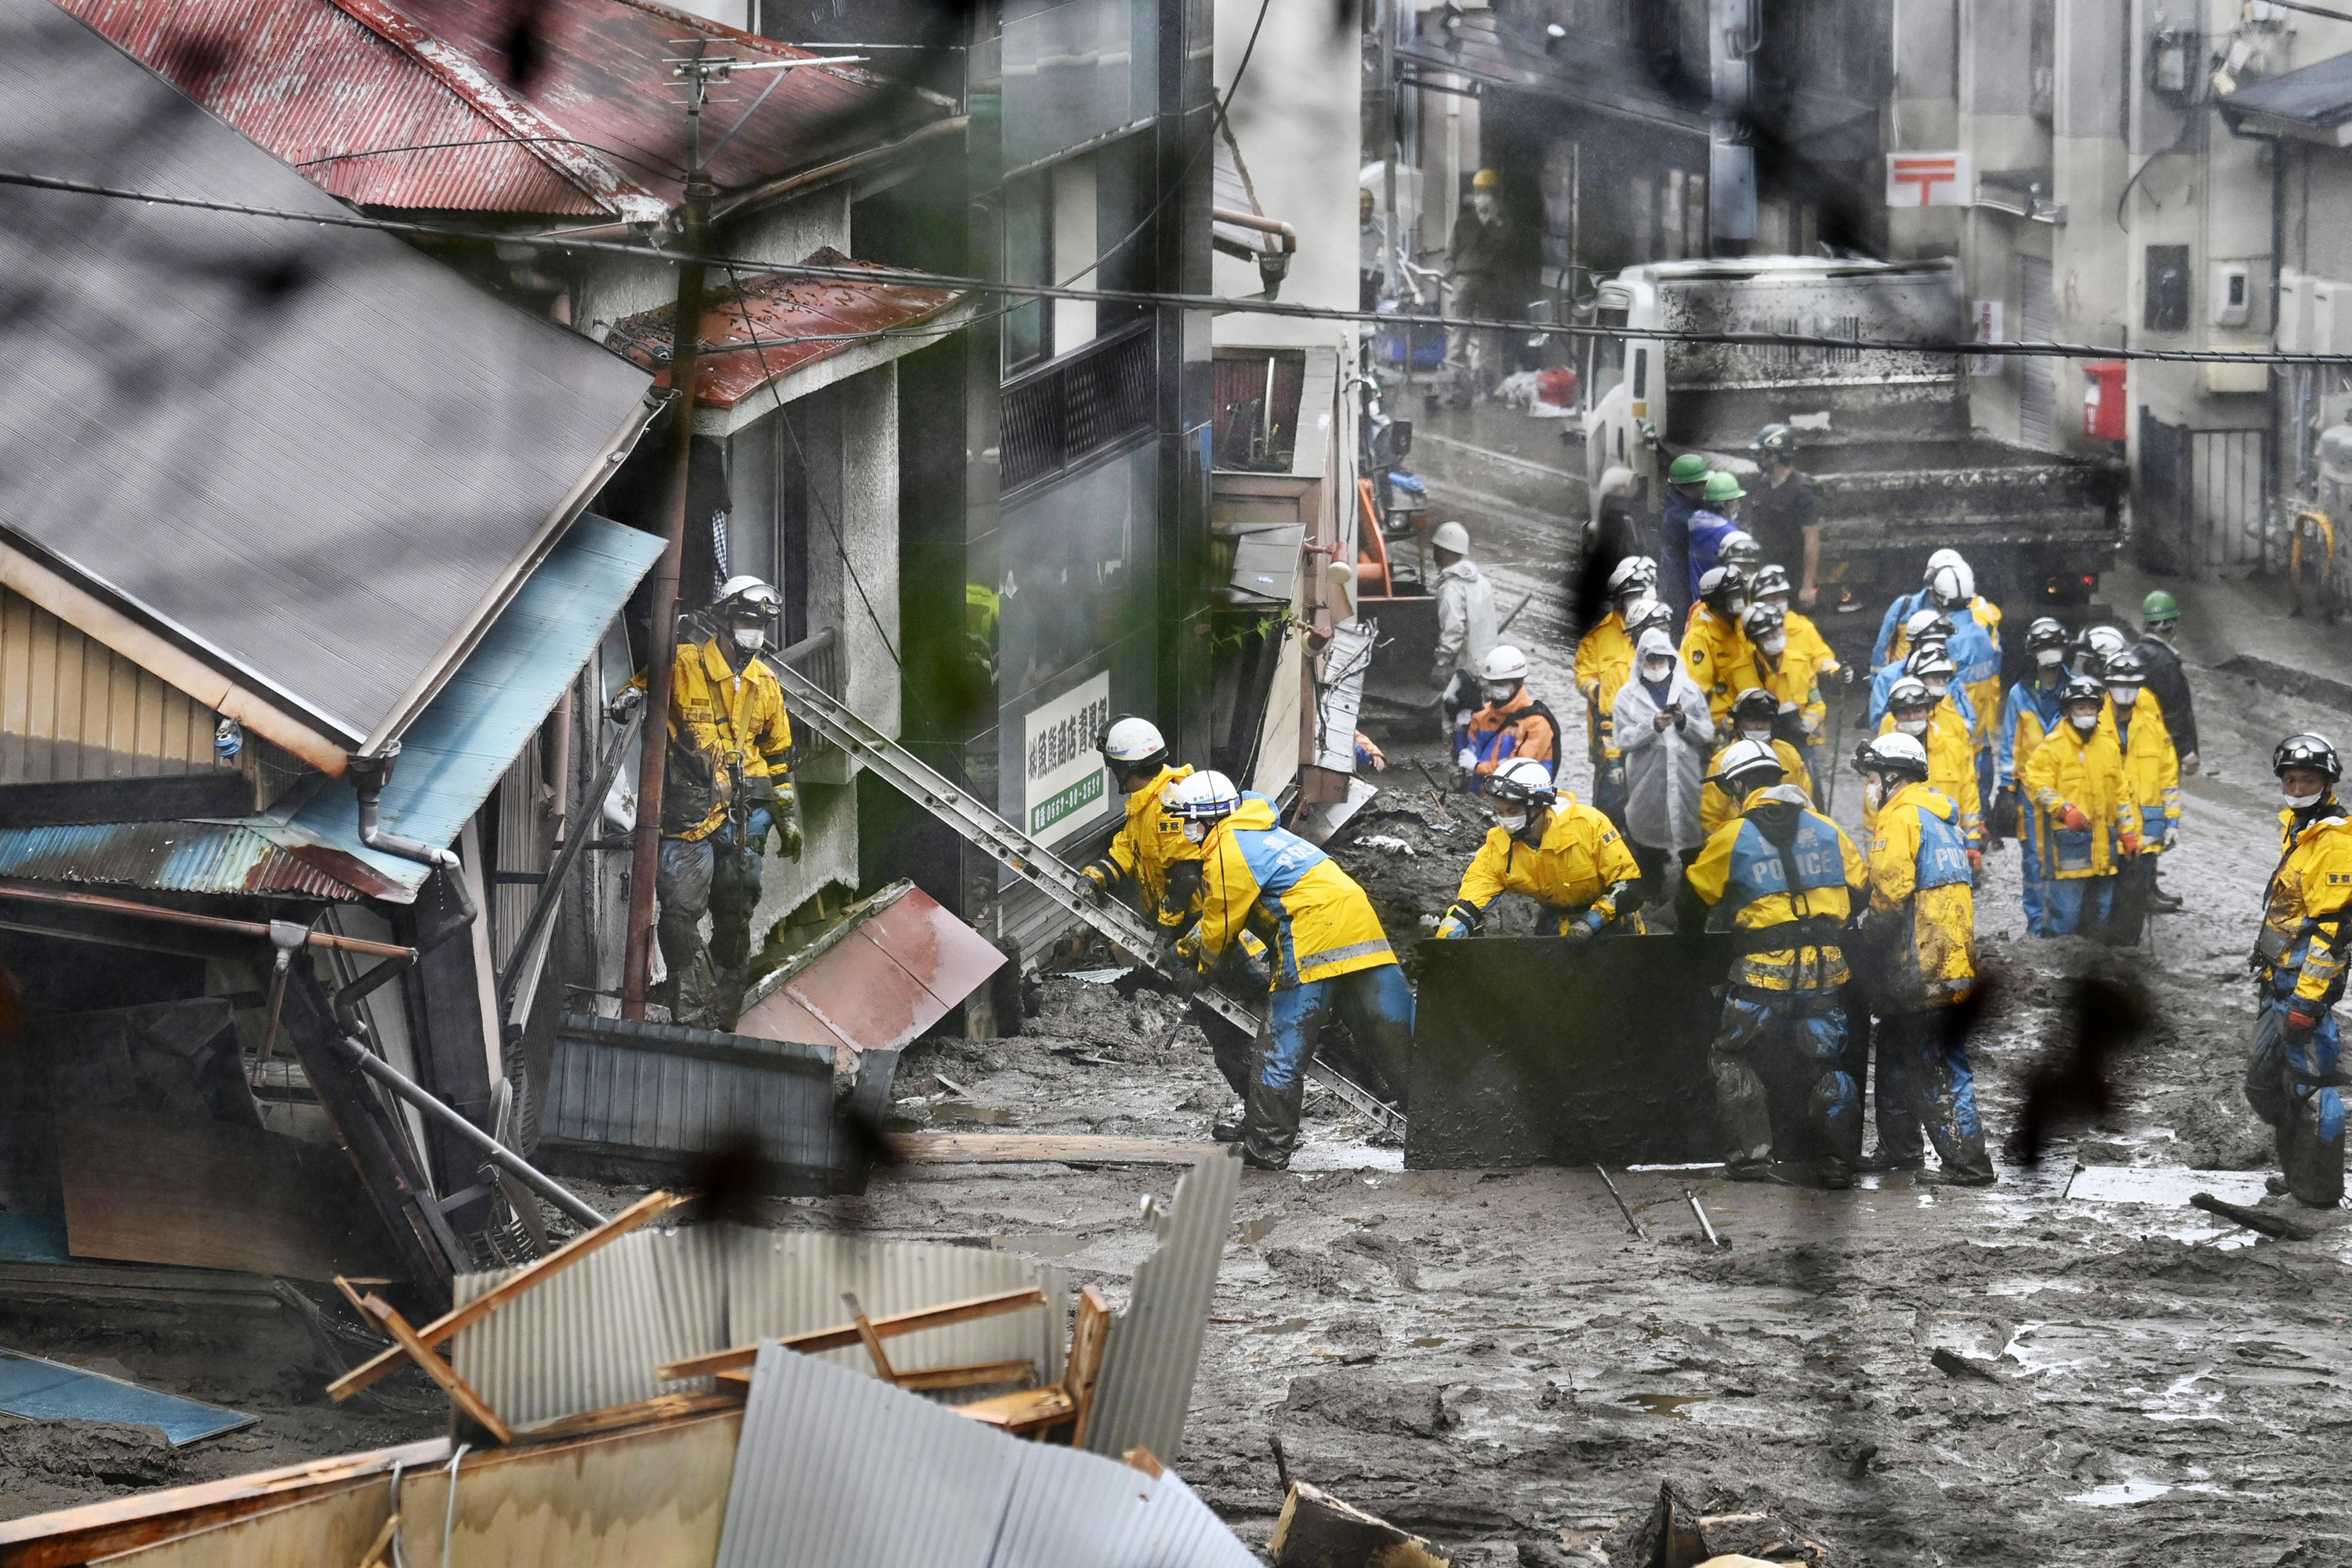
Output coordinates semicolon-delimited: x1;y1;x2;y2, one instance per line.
2286;787;2325;810
1182;819;1210;844
733;626;766;652
1864;776;1887;811
1896;717;1928;737
1497;812;1529;835
1740;724;1774;744
1923;679;1949;698
1722;597;1748;619
1483;684;1516;706
1759;633;1787;656
1472;194;1497;221
2070;710;2100;733
1642;660;1673;682
2035;648;2064;668
2111;686;2138;706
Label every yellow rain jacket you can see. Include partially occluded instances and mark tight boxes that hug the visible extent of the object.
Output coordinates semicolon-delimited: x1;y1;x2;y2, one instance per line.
1877;710;1982;846
1438;797;1642;938
1573;612;1637;764
1865;782;1977;1010
2020;718;2140;879
2109;698;2181;855
1681;603;1762;729
1089;763;1201;929
628;636;793;843
2259;807;2352;1008
1682;784;1867;993
1758;613;1838;750
1192;795;1397;988
1700;736;1814;837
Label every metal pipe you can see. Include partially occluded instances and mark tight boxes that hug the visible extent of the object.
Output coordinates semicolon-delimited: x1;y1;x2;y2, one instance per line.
0;879;412;956
347;743;475;923
710;116;968;221
497;723;637;1014
334;1034;604;1229
1211;206;1298;250
1685;1187;1723;1248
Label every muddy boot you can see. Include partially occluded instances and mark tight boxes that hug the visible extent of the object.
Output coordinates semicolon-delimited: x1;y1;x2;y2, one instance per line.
1708;1049;1774;1170
1210;1103;1247;1143
1240;1077;1305;1171
2280;1090;2347;1208
1857;1148;1926;1173
1816;1156;1856;1190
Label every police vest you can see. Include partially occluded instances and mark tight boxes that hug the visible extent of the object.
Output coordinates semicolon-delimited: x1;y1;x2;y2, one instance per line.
1911;803;1974;891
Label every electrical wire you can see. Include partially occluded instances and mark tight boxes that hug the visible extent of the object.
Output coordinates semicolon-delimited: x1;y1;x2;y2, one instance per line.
4;166;2349;365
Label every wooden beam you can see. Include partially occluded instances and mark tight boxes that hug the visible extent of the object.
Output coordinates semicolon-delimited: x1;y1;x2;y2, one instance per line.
354;1512;399;1568
656;1286;1047;1381
891;1359;1035;1393
510;1390;746;1445
359;1294;514;1446
949;1384;1075;1435
328;1190;682;1402
840;1292;897;1381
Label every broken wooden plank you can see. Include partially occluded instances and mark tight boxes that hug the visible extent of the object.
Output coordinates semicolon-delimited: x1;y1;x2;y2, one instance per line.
1267;1481;1450;1567
655;1285;1048;1381
841;1292;896;1381
510;1390;746;1444
893;1133;1214;1165
354;1511;398;1568
2190;1189;2316;1240
891;1359;1035;1393
949;1382;1076;1435
358;1294;513;1446
328;1189;683;1402
1066;1285;1112;1449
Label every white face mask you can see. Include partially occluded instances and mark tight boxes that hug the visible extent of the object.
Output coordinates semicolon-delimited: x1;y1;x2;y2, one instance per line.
2286;787;2325;810
1759;633;1787;656
1642;659;1674;682
1922;678;1950;699
1497;812;1529;835
1182;819;1210;844
1864;776;1887;811
1896;717;1929;737
2111;686;2138;706
2069;710;2100;733
1483;683;1517;706
1472;193;1497;222
1722;597;1748;619
733;626;766;652
2034;648;2065;668
1740;724;1774;744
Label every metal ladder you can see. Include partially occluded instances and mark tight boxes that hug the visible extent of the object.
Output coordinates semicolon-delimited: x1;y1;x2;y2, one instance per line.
773;665;1405;1138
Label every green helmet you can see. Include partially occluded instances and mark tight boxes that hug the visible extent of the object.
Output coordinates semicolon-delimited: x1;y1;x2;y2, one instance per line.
2142;589;2180;625
1667;453;1711;486
1703;470;1747;506
1752;423;1798;456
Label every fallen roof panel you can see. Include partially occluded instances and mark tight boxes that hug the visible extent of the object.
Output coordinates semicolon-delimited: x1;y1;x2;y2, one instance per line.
0;819;357;899
734;880;1006;1052
0;0;655;747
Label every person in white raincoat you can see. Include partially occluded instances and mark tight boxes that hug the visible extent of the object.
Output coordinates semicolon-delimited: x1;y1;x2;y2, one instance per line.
1611;626;1716;901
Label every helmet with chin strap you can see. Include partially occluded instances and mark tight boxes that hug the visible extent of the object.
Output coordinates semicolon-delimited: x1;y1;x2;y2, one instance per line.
2274;732;2342;783
1486;757;1557;815
1708;737;1785;796
1100;716;1167;773
1854;732;1931;781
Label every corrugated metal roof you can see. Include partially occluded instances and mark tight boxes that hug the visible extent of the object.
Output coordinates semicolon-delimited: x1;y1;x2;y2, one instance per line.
397;0;954;209
2222;50;2352;129
606;249;970;409
713;1346;1254;1568
1211;117;1279;261
1080;1149;1240;1466
261;515;662;900
58;0;661;219
0;820;354;899
735;881;1006;1054
0;1;655;750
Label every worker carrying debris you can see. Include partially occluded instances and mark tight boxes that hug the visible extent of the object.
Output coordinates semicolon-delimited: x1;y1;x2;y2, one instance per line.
1850;734;1995;1185
1434;757;1643;941
1167;771;1413;1172
1572;557;1660;825
2020;675;2139;938
2248;733;2352;1207
612;575;801;1028
1679;739;1869;1187
1078;717;1200;944
1455;644;1558;789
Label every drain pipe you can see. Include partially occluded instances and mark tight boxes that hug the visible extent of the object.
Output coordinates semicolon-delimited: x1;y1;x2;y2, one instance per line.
348;742;475;923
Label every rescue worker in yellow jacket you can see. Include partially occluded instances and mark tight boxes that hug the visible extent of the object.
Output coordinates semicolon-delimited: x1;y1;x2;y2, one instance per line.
2020;676;2141;938
1702;687;1814;837
2249;734;2352;1206
1679;739;1871;1186
1880;676;1984;854
1682;565;1762;730
1996;616;2077;935
2100;652;2180;946
1851;734;1995;1185
1168;771;1412;1171
1573;557;1659;822
1747;572;1847;771
1078;717;1199;940
1436;757;1644;941
615;576;800;1028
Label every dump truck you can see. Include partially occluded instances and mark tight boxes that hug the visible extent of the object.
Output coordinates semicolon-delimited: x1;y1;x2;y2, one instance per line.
1579;256;2125;650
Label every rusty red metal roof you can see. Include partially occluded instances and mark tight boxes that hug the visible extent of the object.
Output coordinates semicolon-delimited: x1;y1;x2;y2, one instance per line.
604;247;967;408
734;882;1006;1054
60;0;664;218
392;0;954;209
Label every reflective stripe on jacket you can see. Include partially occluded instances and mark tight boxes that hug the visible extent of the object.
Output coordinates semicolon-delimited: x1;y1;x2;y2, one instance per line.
1877;710;1983;845
1867;782;1976;1009
2110;699;2181;853
1449;798;1640;931
1194;795;1396;988
629;636;793;843
2021;720;2139;879
1682;785;1866;993
2260;806;2352;1007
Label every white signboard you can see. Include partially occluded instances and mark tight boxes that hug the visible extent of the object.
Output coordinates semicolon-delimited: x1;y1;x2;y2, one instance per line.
1970;298;2005;377
1886;151;1971;208
1022;671;1114;839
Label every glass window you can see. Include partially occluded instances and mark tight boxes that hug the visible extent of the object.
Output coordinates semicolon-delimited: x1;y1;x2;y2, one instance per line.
996;440;1157;705
1004;171;1050;375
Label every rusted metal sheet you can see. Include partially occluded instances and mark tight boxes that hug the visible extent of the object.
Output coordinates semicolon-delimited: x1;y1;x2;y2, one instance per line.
606;251;969;410
0;820;355;898
57;0;655;218
396;0;951;207
0;586;218;786
733;881;1005;1054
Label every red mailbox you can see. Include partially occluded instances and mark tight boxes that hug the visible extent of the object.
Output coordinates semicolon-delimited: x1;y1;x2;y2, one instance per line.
2082;361;2128;443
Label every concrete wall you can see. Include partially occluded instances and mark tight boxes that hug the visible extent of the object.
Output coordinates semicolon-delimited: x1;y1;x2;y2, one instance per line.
574;188;852;341
1210;0;1360;328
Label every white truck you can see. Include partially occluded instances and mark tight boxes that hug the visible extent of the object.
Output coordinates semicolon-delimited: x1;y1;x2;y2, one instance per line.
1579;255;2123;648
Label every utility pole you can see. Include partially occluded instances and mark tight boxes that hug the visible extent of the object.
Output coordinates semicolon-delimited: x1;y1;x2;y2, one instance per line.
622;41;717;1019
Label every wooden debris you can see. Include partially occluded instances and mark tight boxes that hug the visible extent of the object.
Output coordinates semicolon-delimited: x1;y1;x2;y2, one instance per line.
658;1285;1048;1381
1625;1482;1710;1568
956;1285;1113;1439
1121;1446;1164;1478
1266;1480;1449;1567
358;1294;513;1446
354;1511;398;1568
2191;1190;2316;1240
1929;1347;2001;1382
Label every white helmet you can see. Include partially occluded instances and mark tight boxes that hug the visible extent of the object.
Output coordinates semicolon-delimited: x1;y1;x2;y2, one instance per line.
1478;644;1530;684
1857;731;1930;779
716;575;784;615
1923;548;1966;583
1100;716;1167;768
1486;756;1557;810
1717;530;1762;568
1163;769;1241;823
1927;561;1974;609
1606;556;1658;596
1622;596;1674;638
1431;520;1470;556
1709;737;1785;792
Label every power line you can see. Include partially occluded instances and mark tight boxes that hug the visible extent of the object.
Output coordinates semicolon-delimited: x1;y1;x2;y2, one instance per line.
5;165;2349;367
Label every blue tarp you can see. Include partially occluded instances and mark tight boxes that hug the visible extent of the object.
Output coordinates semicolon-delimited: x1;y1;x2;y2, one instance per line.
0;1349;252;1445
